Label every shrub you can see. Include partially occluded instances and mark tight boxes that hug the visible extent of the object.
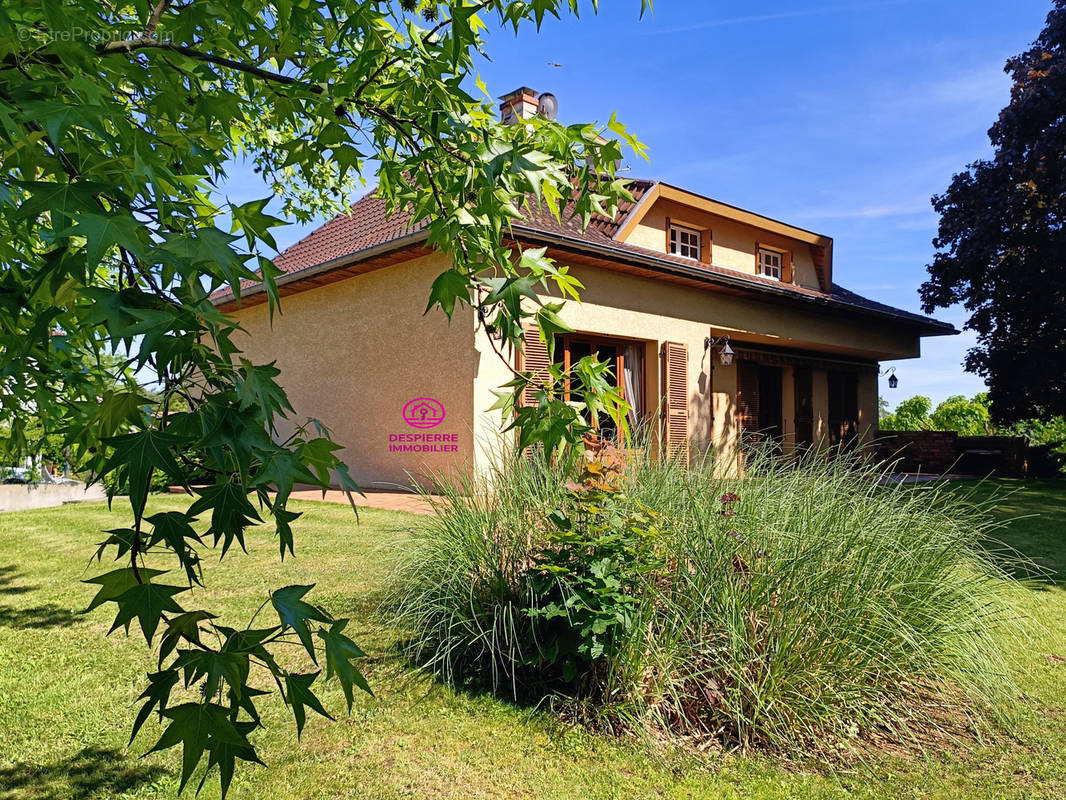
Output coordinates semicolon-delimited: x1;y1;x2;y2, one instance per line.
528;453;664;686
1007;416;1066;474
386;444;1021;757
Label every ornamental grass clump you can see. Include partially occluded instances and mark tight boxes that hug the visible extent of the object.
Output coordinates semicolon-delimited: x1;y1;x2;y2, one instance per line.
386;443;1022;757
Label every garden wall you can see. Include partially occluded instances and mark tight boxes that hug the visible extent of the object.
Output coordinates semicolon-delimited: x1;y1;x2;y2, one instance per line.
874;430;1031;477
0;482;106;512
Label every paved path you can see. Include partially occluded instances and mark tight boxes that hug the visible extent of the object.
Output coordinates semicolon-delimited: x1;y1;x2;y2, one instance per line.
288;487;439;515
880;473;976;484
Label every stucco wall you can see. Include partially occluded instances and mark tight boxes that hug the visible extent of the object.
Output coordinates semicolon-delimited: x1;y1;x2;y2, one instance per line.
502;262;907;467
857;367;879;444
0;482;106;512
472;326;518;464
625;198;823;291
228;251;919;487
229;253;477;489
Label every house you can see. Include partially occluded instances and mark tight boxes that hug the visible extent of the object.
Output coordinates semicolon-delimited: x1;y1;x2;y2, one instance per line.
213;88;955;488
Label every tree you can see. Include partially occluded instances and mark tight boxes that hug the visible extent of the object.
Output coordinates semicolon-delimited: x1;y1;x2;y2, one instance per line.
930;393;992;436
880;393;993;435
881;395;932;431
921;1;1066;424
0;1;648;795
878;396;895;429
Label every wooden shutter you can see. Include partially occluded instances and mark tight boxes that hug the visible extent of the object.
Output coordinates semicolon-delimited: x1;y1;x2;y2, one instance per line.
660;342;689;463
842;372;859;445
793;367;814;448
736;360;760;437
699;228;711;264
517;324;552;407
827;370;858;448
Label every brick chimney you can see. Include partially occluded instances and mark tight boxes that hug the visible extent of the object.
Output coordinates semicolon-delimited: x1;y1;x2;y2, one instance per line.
499;87;539;124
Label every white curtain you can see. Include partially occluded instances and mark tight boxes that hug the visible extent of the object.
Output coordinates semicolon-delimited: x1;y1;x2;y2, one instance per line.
623;343;643;431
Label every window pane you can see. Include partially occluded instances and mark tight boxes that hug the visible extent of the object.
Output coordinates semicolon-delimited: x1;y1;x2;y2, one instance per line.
669;225;700;260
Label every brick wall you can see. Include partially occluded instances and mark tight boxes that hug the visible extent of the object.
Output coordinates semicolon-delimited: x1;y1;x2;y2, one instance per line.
874;431;1030;477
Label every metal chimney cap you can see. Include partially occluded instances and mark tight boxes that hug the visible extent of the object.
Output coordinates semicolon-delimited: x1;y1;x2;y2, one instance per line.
537;92;559;120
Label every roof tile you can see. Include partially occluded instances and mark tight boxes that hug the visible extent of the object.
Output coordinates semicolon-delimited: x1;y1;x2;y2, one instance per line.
215;177;952;333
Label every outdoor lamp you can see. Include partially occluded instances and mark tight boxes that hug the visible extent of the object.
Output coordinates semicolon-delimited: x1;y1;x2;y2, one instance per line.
704;334;734;366
880;366;899;389
719;340;735;366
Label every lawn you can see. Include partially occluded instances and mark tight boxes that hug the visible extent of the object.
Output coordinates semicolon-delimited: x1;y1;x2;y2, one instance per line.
0;480;1064;800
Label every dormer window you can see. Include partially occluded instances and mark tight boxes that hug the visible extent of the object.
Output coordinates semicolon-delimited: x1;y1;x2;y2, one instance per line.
758;247;783;281
669;223;701;260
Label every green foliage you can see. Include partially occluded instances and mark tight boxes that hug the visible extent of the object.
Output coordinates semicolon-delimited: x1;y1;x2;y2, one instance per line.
931;393;992;435
0;1;647;794
1007;415;1066;451
921;1;1066;423
1006;416;1066;473
389;444;1022;756
881;393;991;435
6;493;1066;798
880;394;932;431
529;452;663;682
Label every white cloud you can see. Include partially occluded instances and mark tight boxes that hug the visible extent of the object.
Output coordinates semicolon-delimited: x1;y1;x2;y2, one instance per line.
789;200;932;221
643;0;925;34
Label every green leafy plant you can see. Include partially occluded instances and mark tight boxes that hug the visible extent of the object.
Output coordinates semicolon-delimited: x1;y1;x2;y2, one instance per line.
880;394;933;431
1006;415;1066;473
881;393;993;436
529;448;663;683
0;1;648;794
931;393;992;435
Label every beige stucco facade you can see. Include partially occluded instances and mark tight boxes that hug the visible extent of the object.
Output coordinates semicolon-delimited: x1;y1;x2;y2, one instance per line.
627;198;825;291
232;253;481;488
225;189;945;488
231;263;914;487
510;261;892;467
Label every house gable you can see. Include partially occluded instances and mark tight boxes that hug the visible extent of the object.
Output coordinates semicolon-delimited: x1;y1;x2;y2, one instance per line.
614;183;834;293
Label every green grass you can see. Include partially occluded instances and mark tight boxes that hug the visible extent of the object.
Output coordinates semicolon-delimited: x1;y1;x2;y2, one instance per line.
0;481;1065;799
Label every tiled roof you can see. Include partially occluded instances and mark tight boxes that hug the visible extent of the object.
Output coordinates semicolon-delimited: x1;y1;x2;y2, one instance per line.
214;178;953;334
264;178;655;278
270;193;429;277
826;283;948;329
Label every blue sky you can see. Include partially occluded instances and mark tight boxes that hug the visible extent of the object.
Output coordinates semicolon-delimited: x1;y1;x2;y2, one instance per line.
230;0;1054;409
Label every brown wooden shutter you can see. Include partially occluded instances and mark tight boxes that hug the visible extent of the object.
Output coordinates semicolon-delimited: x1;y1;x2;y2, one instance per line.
665;216;672;254
700;228;712;264
794;367;813;447
827;370;858;448
517;324;552;407
842;372;859;445
783;249;793;283
736;360;760;437
660;341;688;463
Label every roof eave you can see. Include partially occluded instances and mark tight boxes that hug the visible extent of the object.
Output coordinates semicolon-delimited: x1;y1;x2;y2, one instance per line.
509;223;956;336
209;228;431;307
213;225;956;337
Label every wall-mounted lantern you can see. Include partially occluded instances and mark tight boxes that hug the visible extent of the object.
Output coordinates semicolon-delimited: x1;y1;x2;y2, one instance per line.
880;366;899;389
704;334;735;366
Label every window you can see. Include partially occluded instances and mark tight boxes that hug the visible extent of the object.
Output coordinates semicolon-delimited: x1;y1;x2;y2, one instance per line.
669;224;701;260
555;334;646;438
758;247;783;280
